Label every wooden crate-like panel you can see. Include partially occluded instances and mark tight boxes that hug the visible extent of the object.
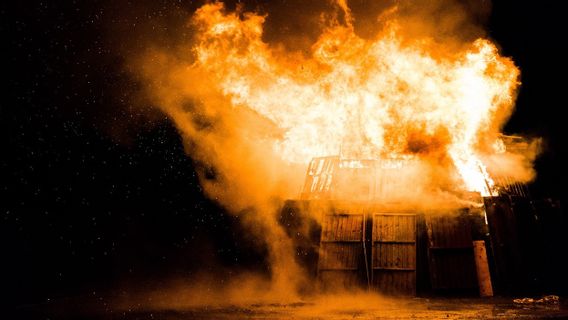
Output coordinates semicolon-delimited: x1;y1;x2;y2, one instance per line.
373;214;416;242
372;214;416;295
372;270;416;295
319;243;361;270
426;215;478;290
318;214;365;290
373;243;416;270
321;214;364;241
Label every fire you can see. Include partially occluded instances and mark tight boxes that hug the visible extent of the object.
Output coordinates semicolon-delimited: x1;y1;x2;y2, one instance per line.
188;2;520;196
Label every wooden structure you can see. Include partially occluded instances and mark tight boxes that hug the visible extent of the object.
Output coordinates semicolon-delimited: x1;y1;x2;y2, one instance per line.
318;213;366;290
299;156;485;295
425;214;478;292
281;196;553;296
289;138;543;296
300;156;422;202
372;213;417;295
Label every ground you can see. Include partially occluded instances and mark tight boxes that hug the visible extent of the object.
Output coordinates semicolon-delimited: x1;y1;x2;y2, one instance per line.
14;295;568;319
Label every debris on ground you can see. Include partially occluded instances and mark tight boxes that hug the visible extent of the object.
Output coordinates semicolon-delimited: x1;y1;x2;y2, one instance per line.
513;295;559;305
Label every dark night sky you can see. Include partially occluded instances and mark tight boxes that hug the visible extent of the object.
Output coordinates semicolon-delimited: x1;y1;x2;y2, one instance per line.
2;0;567;309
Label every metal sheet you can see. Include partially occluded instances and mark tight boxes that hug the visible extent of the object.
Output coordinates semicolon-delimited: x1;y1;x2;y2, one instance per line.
372;213;416;295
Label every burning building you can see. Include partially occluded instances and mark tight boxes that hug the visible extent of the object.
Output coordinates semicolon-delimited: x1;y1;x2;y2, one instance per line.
137;1;558;299
280;135;545;296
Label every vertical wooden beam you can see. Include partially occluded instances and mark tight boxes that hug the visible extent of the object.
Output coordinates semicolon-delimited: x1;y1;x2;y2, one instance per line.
473;240;494;297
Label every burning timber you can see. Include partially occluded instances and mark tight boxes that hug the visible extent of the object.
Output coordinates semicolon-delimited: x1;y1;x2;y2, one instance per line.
279;135;559;296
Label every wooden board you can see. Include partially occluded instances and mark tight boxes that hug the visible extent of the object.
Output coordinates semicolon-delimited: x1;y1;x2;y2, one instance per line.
425;215;477;291
318;214;365;290
372;213;416;295
483;197;532;294
301;157;338;200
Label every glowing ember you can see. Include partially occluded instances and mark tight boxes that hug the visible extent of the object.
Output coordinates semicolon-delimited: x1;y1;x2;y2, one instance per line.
174;2;522;197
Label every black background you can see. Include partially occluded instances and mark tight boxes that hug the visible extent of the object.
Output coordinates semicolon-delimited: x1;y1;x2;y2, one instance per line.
2;0;567;308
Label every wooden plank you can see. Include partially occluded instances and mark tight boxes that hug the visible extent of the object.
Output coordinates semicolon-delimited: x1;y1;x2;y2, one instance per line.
346;215;352;241
331;214;338;241
372;213;416;295
425;214;478;291
318;214;365;291
473;240;494;297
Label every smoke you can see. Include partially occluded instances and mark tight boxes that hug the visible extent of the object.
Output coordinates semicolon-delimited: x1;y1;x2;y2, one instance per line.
115;279;399;316
130;0;538;302
134;47;307;298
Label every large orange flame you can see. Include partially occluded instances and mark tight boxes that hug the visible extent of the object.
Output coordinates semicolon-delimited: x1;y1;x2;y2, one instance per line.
189;2;520;196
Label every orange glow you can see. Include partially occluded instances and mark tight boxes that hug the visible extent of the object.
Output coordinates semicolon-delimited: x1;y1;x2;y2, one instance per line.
190;2;520;196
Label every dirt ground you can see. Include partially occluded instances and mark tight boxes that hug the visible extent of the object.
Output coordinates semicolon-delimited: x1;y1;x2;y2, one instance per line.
14;295;568;319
